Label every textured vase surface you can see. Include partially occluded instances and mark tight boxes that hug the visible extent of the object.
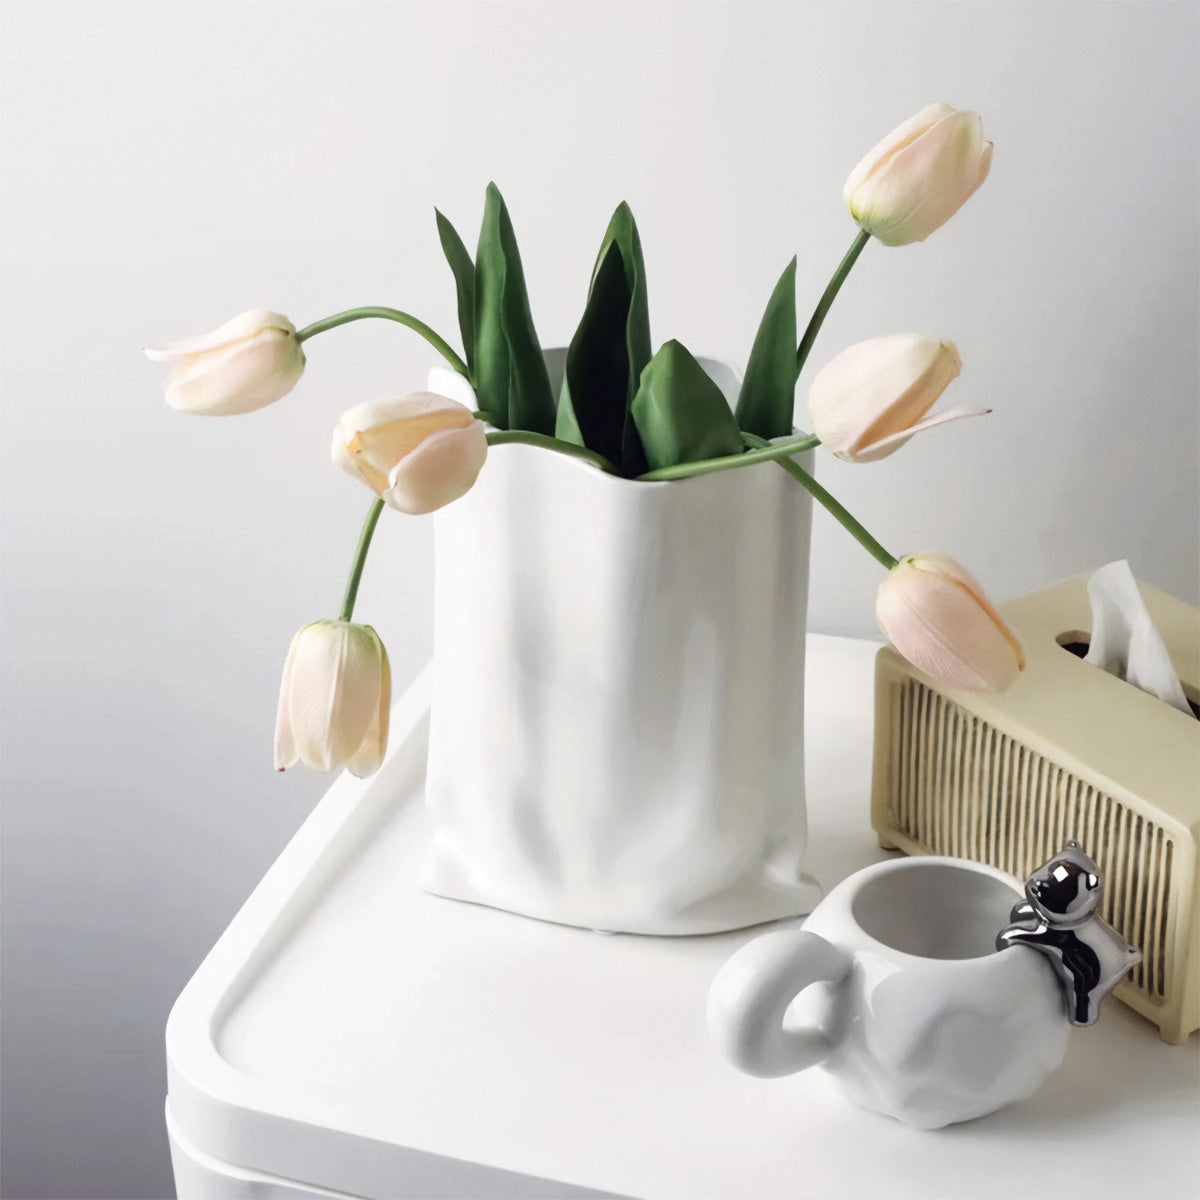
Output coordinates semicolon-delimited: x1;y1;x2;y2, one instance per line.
419;357;819;934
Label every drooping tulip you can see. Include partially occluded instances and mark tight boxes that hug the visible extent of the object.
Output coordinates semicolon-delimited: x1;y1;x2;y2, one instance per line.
332;393;488;514
844;104;993;246
274;620;390;777
876;553;1025;692
808;334;986;462
145;309;305;415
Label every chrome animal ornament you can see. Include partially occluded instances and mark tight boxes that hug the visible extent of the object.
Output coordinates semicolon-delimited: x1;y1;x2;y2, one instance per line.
997;841;1142;1026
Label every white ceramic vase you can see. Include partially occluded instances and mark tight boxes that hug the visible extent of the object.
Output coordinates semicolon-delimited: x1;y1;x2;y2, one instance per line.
419;353;820;934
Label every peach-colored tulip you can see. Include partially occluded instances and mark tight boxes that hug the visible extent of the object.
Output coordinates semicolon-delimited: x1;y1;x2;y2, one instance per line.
845;104;993;246
274;620;390;777
332;393;488;514
145;309;305;415
876;553;1025;692
808;334;986;462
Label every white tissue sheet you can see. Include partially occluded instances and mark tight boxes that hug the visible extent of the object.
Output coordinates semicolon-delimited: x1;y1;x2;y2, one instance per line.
1084;560;1192;716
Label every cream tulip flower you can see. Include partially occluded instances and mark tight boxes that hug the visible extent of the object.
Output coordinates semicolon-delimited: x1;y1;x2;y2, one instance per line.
146;309;305;415
274;620;390;777
876;553;1025;692
845;104;993;246
807;334;987;462
332;393;488;514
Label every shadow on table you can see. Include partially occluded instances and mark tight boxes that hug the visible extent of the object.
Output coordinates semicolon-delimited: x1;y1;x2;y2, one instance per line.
807;830;899;900
946;1005;1199;1141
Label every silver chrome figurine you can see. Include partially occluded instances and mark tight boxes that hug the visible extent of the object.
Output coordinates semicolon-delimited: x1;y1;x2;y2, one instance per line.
996;840;1142;1026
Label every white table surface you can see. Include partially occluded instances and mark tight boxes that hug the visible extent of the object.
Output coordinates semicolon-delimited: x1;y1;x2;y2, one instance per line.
167;635;1200;1200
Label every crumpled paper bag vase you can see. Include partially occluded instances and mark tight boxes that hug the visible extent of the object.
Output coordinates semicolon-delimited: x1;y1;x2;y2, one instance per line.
419;355;821;934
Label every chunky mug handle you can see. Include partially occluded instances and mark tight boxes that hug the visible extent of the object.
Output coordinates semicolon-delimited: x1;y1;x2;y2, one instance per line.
707;930;852;1078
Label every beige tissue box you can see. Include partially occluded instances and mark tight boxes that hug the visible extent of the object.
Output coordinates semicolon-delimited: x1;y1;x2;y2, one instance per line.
871;576;1199;1044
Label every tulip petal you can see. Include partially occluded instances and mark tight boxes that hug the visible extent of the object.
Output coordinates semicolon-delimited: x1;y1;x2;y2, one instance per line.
843;103;955;205
914;553;1025;670
348;639;391;778
852;401;990;462
878;579;1010;691
288;627;345;773
332;394;475;494
384;420;488;514
273;621;393;777
273;629;303;771
858;111;989;245
857;340;961;447
145;309;295;361
286;622;383;772
164;329;305;415
877;554;1024;692
321;627;382;771
808;334;961;460
331;423;391;494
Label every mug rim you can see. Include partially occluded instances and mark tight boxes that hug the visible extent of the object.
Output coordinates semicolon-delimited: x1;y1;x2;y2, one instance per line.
835;854;1024;967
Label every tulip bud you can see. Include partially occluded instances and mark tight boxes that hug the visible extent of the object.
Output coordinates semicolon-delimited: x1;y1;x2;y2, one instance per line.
844;103;993;246
274;620;390;777
145;309;305;415
876;553;1025;692
808;334;986;462
332;393;488;515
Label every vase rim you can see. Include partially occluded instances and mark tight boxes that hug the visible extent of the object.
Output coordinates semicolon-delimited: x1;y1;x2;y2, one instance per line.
482;429;813;488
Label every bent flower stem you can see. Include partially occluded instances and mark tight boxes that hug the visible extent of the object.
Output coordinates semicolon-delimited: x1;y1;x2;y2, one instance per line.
296;307;469;379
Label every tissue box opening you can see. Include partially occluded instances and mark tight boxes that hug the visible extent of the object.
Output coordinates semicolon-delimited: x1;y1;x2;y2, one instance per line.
1055;631;1200;719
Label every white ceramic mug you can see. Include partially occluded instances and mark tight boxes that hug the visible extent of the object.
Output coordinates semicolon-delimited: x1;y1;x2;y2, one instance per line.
707;856;1071;1129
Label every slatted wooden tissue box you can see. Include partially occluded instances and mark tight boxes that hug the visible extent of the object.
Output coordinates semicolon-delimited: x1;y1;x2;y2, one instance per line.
871;575;1199;1044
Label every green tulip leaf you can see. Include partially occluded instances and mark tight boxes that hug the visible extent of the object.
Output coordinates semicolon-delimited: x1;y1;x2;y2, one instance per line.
554;380;585;446
435;209;476;378
498;198;555;435
474;183;555;434
603;202;652;476
632;340;746;471
735;256;799;440
557;240;633;467
558;202;651;475
473;187;510;426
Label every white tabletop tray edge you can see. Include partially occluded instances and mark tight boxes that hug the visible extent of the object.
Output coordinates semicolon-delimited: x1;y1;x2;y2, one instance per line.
165;667;436;1169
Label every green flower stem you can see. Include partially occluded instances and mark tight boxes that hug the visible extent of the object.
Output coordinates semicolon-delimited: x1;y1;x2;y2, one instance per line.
340;497;385;623
741;432;895;567
485;430;620;474
774;454;899;571
636;434;820;483
296;307;469;378
795;228;871;378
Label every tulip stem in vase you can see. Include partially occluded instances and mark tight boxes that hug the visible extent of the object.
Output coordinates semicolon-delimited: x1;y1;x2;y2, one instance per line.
296;307;469;379
795;228;871;379
340;497;385;623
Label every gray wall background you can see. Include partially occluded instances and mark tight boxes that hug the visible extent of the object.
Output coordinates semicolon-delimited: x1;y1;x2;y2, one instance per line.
2;2;1197;1196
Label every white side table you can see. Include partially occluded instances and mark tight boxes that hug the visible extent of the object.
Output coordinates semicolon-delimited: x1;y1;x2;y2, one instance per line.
165;635;1199;1199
